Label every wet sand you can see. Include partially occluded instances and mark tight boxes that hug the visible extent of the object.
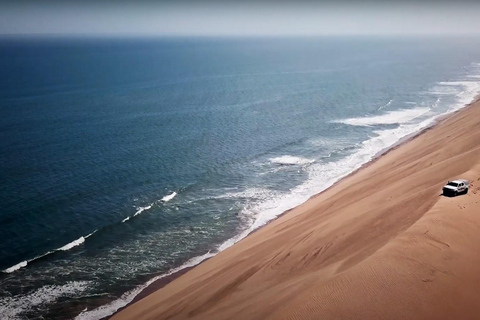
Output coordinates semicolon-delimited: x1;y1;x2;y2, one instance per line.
112;99;480;320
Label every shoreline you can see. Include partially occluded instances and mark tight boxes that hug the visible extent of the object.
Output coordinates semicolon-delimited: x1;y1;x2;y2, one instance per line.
104;97;480;319
112;93;480;319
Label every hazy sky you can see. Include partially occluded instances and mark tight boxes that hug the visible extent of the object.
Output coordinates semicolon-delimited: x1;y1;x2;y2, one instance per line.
1;0;480;36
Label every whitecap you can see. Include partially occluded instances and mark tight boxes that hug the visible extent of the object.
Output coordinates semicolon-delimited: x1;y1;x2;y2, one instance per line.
134;204;153;217
2;230;97;273
3;260;28;273
57;237;85;251
56;230;97;252
121;202;155;223
161;192;177;202
85;230;97;239
378;99;393;110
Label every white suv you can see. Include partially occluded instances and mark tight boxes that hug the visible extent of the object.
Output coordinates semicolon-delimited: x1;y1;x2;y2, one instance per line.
442;179;469;196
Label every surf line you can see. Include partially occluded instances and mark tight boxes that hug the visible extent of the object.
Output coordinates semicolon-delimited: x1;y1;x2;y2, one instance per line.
5;191;179;273
2;230;97;274
122;191;177;223
378;99;393;110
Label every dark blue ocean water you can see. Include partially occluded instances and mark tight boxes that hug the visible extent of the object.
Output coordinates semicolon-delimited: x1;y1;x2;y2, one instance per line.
2;36;480;319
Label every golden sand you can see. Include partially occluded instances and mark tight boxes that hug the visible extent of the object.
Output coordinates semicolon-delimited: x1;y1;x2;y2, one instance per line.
113;100;480;320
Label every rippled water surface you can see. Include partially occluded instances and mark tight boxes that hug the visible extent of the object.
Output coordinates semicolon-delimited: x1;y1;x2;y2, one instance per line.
2;36;480;319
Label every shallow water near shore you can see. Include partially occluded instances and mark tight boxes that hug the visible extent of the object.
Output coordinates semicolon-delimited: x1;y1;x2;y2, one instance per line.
2;36;480;319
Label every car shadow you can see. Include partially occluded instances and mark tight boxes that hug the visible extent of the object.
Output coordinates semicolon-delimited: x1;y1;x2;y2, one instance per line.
441;193;456;198
440;192;467;198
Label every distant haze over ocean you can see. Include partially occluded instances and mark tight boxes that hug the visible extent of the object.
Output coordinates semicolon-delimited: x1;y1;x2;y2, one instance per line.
2;36;480;319
3;1;480;36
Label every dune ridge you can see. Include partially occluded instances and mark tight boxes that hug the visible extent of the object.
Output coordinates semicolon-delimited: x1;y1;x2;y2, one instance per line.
113;99;480;320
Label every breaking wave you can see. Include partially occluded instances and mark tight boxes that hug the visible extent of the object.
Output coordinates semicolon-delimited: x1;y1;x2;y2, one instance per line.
121;191;177;223
3;261;28;273
2;231;97;274
58;237;86;251
2;192;179;276
161;192;177;202
121;204;154;223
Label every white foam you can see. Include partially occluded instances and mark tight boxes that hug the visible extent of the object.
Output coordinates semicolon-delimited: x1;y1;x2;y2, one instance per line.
438;81;480;109
74;68;480;320
58;237;85;251
334;107;430;127
121;203;154;223
74;252;215;320
85;230;97;238
0;281;91;320
78;116;443;319
215;117;439;254
57;230;96;252
428;86;461;95
2;231;97;273
161;192;177;202
216;77;480;254
230;188;277;199
378;99;393;110
246;75;480;240
3;261;28;273
134;204;153;216
121;191;177;223
207;188;279;202
427;80;480;111
269;155;315;166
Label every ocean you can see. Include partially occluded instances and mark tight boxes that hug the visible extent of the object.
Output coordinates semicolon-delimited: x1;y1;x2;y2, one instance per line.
1;36;480;319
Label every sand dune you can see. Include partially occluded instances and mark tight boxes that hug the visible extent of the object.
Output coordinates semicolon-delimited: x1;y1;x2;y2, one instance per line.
113;100;480;320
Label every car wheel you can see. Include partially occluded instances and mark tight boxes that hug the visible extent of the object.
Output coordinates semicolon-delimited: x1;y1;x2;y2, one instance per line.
455;191;457;196
465;188;469;194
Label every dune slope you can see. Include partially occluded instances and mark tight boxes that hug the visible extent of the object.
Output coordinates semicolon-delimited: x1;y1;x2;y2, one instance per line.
113;101;480;320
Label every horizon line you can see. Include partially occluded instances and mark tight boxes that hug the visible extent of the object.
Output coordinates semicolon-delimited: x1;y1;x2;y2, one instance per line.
2;32;480;39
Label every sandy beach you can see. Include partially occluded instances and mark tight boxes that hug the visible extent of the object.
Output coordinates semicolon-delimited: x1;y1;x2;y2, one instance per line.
112;99;480;320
